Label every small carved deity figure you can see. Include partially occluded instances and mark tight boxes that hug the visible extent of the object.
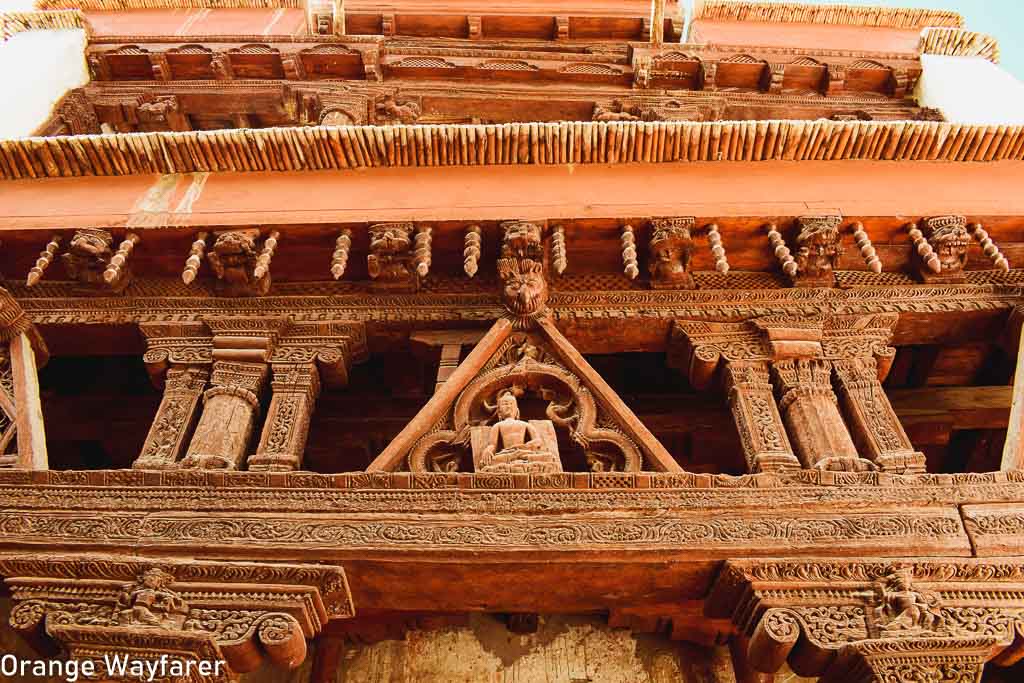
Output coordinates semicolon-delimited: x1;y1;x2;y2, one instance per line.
500;220;544;260
374;94;421;124
874;569;945;635
793;215;843;287
367;223;418;290
477;391;561;474
593;100;642;122
116;568;189;629
62;229;132;293
207;229;270;296
136;96;178;125
648;218;695;289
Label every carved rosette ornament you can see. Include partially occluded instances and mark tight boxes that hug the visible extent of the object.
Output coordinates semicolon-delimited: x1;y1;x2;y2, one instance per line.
911;216;972;283
4;553;353;681
648;217;696;289
706;560;1024;683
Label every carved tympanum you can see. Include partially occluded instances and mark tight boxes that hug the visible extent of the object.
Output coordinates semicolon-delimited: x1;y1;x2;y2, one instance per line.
409;333;641;473
648;217;695;289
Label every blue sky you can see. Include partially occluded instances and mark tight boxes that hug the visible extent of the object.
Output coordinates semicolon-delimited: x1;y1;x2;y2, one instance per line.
811;0;1022;79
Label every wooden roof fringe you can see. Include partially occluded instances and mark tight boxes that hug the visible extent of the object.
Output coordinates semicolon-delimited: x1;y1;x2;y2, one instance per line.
0;10;84;41
35;0;300;9
919;27;1000;64
1;119;1022;180
693;1;963;29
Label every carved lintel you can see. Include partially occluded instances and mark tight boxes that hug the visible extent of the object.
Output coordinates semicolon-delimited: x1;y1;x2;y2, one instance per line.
648;217;695;289
723;360;800;473
771;359;873;472
910;216;971;284
248;363;320;472
133;365;210;470
181;361;268;470
832;356;926;474
4;552;353;680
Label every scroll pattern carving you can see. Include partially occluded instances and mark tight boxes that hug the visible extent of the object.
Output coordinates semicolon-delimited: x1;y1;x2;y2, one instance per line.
133;366;209;470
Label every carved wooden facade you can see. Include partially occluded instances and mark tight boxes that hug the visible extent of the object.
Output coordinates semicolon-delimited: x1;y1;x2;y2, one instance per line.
2;0;1024;680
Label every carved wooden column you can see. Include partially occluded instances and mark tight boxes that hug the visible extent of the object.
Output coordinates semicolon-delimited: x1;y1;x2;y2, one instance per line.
0;288;49;469
133;366;209;470
247;363;320;472
182;361;268;470
771;359;868;471
1002;306;1024;470
723;361;800;473
832;357;926;474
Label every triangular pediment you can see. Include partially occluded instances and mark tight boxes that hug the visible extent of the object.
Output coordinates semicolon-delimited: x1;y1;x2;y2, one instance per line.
368;318;680;474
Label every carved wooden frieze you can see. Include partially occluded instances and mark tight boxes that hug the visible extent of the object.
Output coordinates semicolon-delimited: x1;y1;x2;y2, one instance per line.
706;559;1024;682
4;553;352;681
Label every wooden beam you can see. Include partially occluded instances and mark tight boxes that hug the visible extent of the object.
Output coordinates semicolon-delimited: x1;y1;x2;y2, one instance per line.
366;318;512;471
650;0;666;44
1003;316;1024;470
11;333;47;470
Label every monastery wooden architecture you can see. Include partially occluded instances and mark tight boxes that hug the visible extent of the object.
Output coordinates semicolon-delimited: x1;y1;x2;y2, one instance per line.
3;0;1024;680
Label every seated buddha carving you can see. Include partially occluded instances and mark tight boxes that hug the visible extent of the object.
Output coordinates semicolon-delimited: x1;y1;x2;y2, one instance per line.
477;392;562;474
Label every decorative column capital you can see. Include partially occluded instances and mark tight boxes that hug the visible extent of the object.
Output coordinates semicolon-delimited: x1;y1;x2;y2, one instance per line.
4;552;354;681
705;559;1024;682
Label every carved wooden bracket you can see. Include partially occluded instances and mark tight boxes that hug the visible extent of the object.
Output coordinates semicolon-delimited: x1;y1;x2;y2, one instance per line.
207;229;278;297
498;220;549;323
768;216;844;287
61;229;139;294
3;552;353;681
705;559;1024;682
909;215;971;284
648;217;695;289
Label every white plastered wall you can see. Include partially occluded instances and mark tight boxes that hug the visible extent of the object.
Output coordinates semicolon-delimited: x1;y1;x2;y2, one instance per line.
916;54;1024;125
0;28;89;138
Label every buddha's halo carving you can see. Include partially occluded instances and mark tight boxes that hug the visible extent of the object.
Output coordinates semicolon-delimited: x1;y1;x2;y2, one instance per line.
408;335;641;473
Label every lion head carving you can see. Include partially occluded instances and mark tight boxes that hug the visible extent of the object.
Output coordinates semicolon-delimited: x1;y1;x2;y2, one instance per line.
498;257;548;317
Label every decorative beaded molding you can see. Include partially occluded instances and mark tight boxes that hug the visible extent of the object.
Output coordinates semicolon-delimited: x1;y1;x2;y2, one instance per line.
920;27;1000;64
36;0;299;8
0;10;84;42
693;1;963;29
4;119;1024;179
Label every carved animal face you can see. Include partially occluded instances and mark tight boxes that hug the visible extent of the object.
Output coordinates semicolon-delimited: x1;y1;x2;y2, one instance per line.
212;231;257;259
500;221;543;260
69;230;113;260
795;225;843;276
930;225;970;273
498;258;548;317
369;225;412;255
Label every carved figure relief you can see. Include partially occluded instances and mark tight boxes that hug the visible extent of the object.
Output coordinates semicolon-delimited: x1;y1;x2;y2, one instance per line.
136;96;180;125
872;569;946;635
593;100;642;122
792;215;843;287
368;222;420;291
474;390;562;474
207;229;272;296
61;229;135;293
116;568;189;629
648;218;695;289
374;93;421;124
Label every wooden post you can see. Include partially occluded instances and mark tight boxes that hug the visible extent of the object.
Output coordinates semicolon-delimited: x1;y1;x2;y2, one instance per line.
1002;313;1024;470
333;0;345;35
650;0;666;44
10;333;47;470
